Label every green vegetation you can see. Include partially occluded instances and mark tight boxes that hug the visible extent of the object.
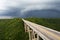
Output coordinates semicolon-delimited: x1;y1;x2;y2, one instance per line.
0;18;60;40
0;18;28;40
26;18;60;31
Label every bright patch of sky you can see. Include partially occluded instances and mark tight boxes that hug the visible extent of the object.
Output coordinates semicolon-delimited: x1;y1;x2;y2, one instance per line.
0;16;14;19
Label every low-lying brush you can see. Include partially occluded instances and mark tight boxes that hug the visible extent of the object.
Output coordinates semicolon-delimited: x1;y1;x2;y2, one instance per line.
0;18;28;40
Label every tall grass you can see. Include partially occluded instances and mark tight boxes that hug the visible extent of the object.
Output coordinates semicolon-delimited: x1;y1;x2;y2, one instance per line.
0;18;28;40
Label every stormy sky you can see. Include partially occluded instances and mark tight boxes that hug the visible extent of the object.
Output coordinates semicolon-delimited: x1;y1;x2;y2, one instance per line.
0;0;60;18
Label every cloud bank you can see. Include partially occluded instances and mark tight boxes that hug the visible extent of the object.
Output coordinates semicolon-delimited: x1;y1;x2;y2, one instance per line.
0;0;60;17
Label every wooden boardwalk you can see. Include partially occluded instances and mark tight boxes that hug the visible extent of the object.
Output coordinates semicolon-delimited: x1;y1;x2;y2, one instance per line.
22;19;60;40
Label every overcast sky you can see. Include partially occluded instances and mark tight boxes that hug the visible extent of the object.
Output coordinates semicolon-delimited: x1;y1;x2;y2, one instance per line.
0;0;60;17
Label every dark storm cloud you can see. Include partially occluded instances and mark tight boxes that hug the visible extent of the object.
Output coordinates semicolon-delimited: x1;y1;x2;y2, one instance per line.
0;0;60;18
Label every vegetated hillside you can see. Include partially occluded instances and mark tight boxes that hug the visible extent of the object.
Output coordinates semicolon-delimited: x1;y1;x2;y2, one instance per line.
0;18;60;40
0;18;28;40
26;18;60;31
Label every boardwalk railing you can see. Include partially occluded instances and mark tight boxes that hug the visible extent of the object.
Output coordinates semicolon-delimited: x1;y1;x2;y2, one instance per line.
22;19;60;40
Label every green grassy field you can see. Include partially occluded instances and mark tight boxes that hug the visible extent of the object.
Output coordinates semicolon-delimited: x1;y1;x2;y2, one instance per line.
26;18;60;31
0;18;28;40
0;18;60;40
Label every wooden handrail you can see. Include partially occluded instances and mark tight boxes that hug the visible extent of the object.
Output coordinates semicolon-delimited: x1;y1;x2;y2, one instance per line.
22;19;60;40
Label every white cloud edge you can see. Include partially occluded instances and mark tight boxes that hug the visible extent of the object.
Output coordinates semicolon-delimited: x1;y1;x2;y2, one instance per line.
0;16;14;19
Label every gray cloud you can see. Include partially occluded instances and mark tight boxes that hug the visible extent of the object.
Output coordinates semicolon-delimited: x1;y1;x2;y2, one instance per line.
0;0;60;18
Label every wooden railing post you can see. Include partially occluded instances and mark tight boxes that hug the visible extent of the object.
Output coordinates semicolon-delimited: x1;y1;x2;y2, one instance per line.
24;23;28;32
37;35;39;40
32;31;35;40
28;27;32;40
